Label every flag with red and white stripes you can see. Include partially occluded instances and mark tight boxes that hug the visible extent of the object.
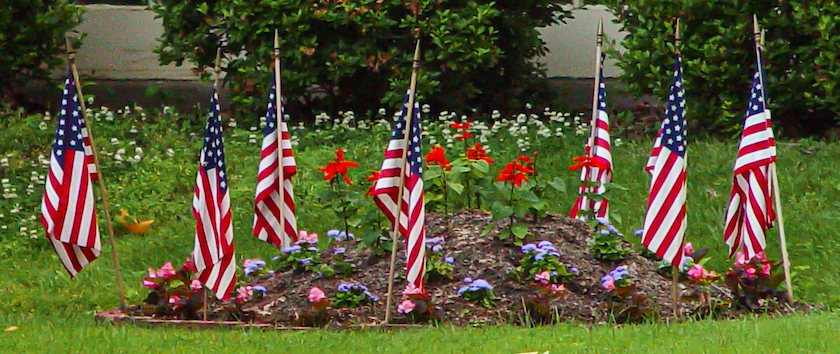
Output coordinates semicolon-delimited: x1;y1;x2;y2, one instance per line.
192;88;237;300
723;49;776;258
40;72;101;277
642;54;687;267
253;84;297;248
372;91;427;293
571;53;613;221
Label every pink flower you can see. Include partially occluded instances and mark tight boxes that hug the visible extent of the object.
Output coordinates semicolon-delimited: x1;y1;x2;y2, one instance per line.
190;279;203;292
603;279;615;291
183;257;197;273
402;283;423;296
397;299;416;314
308;286;326;303
688;264;705;280
158;262;176;278
548;284;566;294
683;242;694;257
755;251;768;262
745;267;757;279
534;270;550;284
236;286;253;302
297;230;319;244
761;263;771;275
169;295;181;304
735;252;747;266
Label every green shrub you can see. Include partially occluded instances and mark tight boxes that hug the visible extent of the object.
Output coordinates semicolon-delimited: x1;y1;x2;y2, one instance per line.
151;0;572;122
600;0;840;137
0;0;83;102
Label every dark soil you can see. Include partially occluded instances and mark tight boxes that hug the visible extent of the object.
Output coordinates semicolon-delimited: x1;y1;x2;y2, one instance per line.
125;210;816;328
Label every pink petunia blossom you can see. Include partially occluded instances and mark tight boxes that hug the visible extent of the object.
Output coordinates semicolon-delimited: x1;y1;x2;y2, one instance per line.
735;252;747;266
761;263;771;275
687;264;705;280
297;230;319;244
236;286;253;302
169;295;181;304
308;286;326;303
190;279;203;292
755;251;768;263
402;283;423;296
548;284;566;294
183;257;197;273
158;262;176;278
397;299;416;314
534;270;551;284
683;242;694;257
745;267;757;279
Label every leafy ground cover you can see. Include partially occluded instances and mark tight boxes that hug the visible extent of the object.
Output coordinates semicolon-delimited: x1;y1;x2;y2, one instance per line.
1;99;839;346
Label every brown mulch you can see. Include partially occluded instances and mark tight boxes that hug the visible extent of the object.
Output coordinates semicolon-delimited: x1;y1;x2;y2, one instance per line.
114;210;816;329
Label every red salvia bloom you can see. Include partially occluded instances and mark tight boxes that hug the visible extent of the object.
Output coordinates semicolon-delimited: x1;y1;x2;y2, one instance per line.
467;143;494;163
496;160;533;187
569;146;608;172
366;170;380;196
425;146;451;171
450;122;472;140
318;148;359;185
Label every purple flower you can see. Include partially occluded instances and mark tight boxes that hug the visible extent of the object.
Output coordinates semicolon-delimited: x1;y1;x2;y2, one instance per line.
596;217;610;226
333;247;346;255
470;279;493;291
600;229;610;235
252;285;267;293
300;258;312;265
426;236;444;245
431;244;443;253
327;229;341;238
307;246;319;252
633;229;644;236
548;251;560;257
444;256;454;264
462;277;473;283
272;256;280;261
457;285;470;294
337;283;352;292
570;267;579;274
537;241;552;249
534;253;544;261
521;244;538;253
282;245;301;253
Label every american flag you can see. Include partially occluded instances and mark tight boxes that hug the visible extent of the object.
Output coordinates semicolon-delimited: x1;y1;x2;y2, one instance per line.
192;88;237;300
253;84;297;248
372;91;427;292
40;72;101;277
571;53;613;221
642;54;687;267
723;49;776;258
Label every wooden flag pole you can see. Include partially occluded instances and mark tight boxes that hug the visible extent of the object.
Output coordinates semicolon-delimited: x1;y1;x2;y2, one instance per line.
65;37;128;311
383;33;422;325
753;15;794;302
273;29;287;246
671;18;681;317
583;19;605;221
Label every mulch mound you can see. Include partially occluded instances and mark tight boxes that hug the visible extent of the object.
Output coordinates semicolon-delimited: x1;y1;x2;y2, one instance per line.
108;210;816;329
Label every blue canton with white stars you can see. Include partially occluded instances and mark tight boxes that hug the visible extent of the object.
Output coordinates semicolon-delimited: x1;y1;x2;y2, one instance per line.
598;53;607;111
202;88;229;192
661;54;687;157
746;58;766;117
264;85;280;135
52;72;85;163
393;92;423;177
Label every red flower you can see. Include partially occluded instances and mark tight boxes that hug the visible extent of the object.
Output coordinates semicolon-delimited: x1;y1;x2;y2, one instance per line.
467;143;494;163
450;122;472;140
318;148;359;185
366;170;380;196
425;146;451;171
496;160;533;187
569;146;608;172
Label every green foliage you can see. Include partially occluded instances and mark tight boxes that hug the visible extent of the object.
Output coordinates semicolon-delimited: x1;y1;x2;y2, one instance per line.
589;217;632;262
601;0;840;136
332;283;378;308
724;252;787;311
151;0;572;120
0;0;82;99
508;241;574;285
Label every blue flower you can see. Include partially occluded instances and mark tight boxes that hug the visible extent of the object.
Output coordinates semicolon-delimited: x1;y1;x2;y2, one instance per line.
595;217;610;226
338;231;348;239
457;285;470;294
570;267;579;274
551;270;558;276
540;245;557;252
533;253;544;261
520;244;538;253
368;294;379;302
426;236;444;245
600;229;610;235
633;229;644;236
272;256;280;261
548;251;560;257
607;224;622;236
252;285;267;293
337;283;352;292
327;229;341;238
462;277;473;283
537;241;553;249
347;233;355;240
444;256;454;264
333;247;346;255
300;258;312;265
307;246;319;252
470;279;493;291
431;244;443;253
282;245;301;253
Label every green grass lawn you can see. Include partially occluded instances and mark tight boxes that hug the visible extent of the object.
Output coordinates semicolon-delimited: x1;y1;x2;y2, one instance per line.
1;103;839;352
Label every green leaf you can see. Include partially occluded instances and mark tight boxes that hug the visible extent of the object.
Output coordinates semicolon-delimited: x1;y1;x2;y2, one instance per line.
547;177;566;193
449;182;465;195
511;223;528;239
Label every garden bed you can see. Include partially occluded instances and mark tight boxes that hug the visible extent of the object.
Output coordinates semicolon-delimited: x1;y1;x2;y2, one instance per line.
113;210;816;329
